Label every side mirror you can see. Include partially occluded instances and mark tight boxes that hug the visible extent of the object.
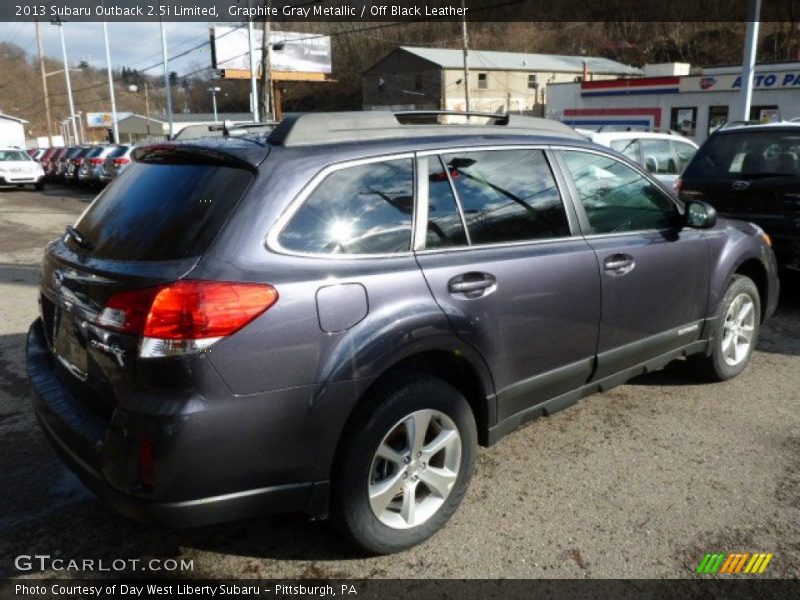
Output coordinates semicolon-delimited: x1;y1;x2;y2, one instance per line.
685;200;717;229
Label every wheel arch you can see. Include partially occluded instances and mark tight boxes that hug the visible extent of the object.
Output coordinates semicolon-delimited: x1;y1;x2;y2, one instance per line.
335;344;497;451
732;258;769;320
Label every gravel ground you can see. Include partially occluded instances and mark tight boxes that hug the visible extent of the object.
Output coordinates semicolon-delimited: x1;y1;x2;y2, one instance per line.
0;186;797;579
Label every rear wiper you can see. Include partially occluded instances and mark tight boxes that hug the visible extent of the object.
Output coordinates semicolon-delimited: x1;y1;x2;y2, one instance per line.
65;226;93;251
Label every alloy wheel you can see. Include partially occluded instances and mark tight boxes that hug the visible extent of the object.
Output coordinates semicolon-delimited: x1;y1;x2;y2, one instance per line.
368;409;462;529
721;293;756;366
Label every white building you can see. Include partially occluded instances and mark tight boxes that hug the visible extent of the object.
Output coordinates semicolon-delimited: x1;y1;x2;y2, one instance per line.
0;114;28;148
547;62;800;144
364;46;642;116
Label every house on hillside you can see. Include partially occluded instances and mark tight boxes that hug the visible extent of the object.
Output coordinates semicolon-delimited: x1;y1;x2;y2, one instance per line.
363;46;642;116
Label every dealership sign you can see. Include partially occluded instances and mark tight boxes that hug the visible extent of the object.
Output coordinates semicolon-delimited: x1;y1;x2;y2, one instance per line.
681;71;800;92
85;112;131;128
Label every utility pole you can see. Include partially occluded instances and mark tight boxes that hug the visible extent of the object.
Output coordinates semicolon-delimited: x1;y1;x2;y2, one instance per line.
258;1;272;121
53;18;79;144
144;83;152;140
159;12;174;139
102;8;119;143
738;0;761;121
460;0;470;112
35;21;54;146
247;0;259;122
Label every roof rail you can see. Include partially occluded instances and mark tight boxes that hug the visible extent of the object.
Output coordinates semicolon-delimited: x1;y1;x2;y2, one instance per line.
267;110;581;147
717;120;761;131
596;124;681;135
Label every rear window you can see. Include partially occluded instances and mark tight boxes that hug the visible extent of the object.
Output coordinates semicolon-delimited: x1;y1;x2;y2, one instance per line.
107;145;130;158
70;161;252;261
685;130;800;179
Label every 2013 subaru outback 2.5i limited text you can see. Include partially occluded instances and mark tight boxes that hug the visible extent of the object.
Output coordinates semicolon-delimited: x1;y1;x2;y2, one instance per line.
27;111;779;554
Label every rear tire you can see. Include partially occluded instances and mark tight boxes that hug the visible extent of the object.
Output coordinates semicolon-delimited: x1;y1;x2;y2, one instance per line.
34;182;44;191
691;275;760;381
332;375;477;554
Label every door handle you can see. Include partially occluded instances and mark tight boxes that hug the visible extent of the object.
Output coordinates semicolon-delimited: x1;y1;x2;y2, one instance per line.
604;254;635;275
448;273;496;297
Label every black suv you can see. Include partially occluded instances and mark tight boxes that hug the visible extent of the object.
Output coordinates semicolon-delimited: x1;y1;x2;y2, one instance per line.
27;111;778;554
678;122;800;270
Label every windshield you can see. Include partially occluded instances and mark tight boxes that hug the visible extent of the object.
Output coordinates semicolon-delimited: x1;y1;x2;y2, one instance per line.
685;130;800;179
0;150;31;161
70;161;253;261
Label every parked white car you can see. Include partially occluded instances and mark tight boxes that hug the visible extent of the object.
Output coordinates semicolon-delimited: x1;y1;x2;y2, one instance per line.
577;129;699;188
0;147;45;190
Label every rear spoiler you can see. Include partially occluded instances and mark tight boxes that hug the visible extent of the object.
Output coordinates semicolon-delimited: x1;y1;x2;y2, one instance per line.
133;143;262;173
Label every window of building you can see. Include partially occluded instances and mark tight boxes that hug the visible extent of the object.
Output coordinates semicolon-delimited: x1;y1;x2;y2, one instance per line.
750;105;780;124
279;159;414;255
708;105;728;135
670;107;697;137
477;73;488;89
425;156;469;249
528;74;538;89
441;149;570;245
561;150;680;234
414;74;423;92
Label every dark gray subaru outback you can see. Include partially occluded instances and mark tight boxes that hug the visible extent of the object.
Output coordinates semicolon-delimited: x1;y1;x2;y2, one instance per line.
27;112;779;554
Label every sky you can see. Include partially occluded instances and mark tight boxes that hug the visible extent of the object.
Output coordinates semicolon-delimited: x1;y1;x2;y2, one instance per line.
0;21;217;76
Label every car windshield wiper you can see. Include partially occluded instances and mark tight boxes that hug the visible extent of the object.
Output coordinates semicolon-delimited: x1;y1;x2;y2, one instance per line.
65;226;93;251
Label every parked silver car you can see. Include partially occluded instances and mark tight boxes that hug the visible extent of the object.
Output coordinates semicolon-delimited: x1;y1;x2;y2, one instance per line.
78;145;117;186
98;144;135;183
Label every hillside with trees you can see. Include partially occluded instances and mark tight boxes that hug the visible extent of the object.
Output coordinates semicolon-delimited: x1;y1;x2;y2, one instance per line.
2;21;799;139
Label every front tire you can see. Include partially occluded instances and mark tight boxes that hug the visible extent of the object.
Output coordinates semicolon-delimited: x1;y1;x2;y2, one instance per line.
332;375;477;554
692;275;760;381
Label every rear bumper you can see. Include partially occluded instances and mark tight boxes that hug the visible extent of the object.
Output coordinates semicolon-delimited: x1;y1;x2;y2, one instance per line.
26;318;329;527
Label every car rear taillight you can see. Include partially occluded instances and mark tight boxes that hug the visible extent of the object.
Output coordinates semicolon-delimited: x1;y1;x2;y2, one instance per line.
89;157;104;165
113;157;130;166
97;280;278;358
73;158;83;165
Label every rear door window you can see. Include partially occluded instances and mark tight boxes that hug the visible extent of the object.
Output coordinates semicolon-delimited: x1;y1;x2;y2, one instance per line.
70;161;253;261
441;149;570;245
672;141;697;172
610;138;642;164
278;158;414;255
640;139;678;175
